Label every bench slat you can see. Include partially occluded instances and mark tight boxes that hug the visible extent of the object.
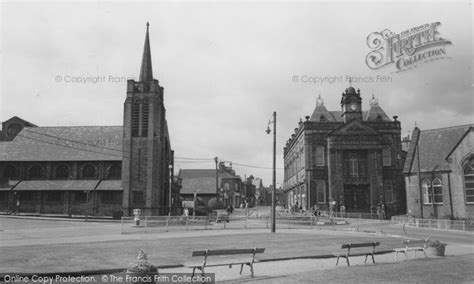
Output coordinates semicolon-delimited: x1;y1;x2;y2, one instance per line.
341;242;380;249
191;248;265;256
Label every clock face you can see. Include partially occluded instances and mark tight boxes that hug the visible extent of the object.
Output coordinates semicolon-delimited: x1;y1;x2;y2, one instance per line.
350;104;357;111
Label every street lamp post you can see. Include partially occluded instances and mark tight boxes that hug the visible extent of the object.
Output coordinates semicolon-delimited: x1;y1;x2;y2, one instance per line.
169;164;173;216
193;190;200;219
266;111;277;233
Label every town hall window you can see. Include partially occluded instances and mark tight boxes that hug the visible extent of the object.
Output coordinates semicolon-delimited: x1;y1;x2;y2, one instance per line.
382;148;392;166
316;180;326;203
349;158;359;178
384;180;393;203
463;157;474;203
316;146;325;166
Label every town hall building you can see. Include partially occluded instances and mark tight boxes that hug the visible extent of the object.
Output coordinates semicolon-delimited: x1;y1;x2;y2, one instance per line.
0;23;175;217
283;86;406;217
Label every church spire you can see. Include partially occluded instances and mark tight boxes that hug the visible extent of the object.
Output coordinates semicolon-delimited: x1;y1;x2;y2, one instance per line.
139;22;153;82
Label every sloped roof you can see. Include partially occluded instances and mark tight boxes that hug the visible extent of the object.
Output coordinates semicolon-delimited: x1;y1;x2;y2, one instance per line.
179;169;239;194
403;125;473;174
366;104;391;121
14;180;100;191
0;126;123;161
96;180;122;191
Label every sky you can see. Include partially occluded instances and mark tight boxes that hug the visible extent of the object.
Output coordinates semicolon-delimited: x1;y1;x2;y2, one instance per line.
1;1;472;187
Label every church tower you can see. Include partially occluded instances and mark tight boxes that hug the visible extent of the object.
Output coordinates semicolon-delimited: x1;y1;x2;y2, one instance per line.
341;86;363;123
122;23;173;216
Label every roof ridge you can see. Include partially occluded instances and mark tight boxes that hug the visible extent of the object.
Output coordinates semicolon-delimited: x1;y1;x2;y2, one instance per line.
420;124;473;133
23;125;123;128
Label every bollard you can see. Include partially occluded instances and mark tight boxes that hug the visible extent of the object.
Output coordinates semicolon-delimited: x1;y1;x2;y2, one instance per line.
166;215;169;232
186;216;189;231
121;217;124;234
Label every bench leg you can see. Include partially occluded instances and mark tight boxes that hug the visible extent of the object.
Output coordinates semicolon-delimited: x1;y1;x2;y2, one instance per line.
371;254;375;264
239;264;244;275
364;254;368;264
336;256;340;266
192;268;196;278
249;263;254;277
346;256;350;267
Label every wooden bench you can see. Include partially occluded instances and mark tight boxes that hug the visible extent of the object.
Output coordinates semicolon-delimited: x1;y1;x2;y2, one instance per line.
335;242;380;266
393;238;429;260
185;248;265;277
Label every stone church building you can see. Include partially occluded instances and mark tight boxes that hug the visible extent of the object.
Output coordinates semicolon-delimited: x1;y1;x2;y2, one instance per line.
283;86;406;216
0;24;174;217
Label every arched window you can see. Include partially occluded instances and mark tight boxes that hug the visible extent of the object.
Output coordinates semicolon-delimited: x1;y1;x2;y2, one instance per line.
107;164;121;179
422;179;431;204
131;98;140;137
55;164;69;179
82;164;96;179
464;157;474;203
432;178;443;204
142;97;149;137
3;165;19;179
29;165;43;179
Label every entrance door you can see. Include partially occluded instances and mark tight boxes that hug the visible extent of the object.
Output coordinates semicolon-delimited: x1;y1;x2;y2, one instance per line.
343;185;369;212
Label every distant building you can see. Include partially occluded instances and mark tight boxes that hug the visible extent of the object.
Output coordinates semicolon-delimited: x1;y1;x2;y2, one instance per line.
0;24;175;217
403;125;473;219
179;162;243;209
283;87;406;216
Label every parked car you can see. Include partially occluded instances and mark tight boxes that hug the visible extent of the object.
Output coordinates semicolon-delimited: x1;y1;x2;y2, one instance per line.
210;210;230;223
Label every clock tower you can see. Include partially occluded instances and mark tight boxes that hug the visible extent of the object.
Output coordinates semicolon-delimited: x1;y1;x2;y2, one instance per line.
341;86;363;123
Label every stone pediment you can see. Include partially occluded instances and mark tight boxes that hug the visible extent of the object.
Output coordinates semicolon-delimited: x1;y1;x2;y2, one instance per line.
328;120;379;136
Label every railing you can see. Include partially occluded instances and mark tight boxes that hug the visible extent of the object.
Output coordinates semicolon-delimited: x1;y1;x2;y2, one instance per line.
120;213;388;234
391;216;471;232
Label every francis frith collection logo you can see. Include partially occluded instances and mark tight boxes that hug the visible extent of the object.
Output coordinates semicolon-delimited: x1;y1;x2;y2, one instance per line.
365;22;452;72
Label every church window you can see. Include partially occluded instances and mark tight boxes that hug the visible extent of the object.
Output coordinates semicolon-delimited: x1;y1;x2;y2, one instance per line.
82;164;96;179
432;178;443;204
29;165;43;179
55;164;69;179
46;191;61;202
463;157;474;203
74;192;87;203
3;165;19;179
382;148;392;166
319;115;327;122
132;99;140;137
107;164;121;179
20;191;34;202
142;98;149;137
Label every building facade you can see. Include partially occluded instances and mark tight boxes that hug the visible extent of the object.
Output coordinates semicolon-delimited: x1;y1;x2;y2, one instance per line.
0;24;175;217
283;87;406;216
403;125;473;219
179;162;246;210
